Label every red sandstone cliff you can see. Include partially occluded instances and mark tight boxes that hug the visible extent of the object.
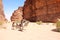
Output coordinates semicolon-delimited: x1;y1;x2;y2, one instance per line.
0;0;6;22
11;7;23;22
23;0;60;22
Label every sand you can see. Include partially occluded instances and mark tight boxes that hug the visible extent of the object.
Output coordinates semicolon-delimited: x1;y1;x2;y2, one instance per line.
0;22;60;40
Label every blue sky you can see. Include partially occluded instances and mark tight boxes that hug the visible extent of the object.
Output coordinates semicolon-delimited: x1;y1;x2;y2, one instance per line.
2;0;25;20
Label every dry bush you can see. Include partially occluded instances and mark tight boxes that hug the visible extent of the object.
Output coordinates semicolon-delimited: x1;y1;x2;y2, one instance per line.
36;21;43;25
56;18;60;32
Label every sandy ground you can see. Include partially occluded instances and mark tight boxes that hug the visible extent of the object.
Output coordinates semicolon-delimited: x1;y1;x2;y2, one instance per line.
0;22;60;40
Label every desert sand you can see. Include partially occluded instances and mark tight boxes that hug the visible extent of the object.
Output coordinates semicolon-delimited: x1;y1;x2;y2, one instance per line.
0;22;60;40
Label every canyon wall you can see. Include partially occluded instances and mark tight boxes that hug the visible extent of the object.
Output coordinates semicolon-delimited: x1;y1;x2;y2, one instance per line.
0;0;6;22
11;7;23;22
23;0;60;22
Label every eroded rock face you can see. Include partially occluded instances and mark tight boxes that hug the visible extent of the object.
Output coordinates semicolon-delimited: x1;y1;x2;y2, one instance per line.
23;0;60;22
11;7;23;22
0;0;6;22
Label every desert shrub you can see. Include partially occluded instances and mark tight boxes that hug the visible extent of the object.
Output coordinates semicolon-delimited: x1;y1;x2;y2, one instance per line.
56;21;60;27
36;21;42;25
56;18;60;32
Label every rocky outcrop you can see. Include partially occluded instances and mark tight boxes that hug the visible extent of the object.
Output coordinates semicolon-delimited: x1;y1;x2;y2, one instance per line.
23;0;60;22
0;0;6;22
11;7;23;22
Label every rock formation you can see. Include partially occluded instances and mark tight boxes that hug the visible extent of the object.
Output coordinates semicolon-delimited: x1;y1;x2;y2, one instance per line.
0;0;6;22
11;7;23;22
23;0;60;22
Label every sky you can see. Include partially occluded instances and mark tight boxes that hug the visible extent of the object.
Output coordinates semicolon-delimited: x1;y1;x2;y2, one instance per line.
2;0;25;20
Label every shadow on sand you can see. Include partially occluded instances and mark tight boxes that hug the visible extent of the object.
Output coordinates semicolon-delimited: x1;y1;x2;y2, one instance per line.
51;29;60;33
